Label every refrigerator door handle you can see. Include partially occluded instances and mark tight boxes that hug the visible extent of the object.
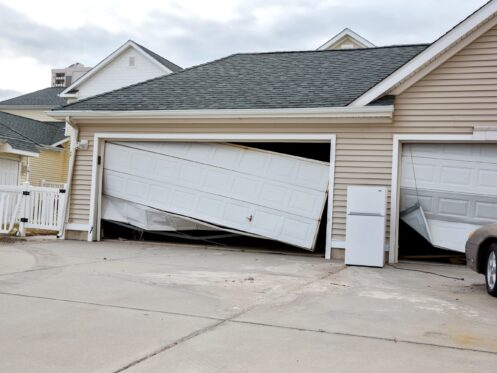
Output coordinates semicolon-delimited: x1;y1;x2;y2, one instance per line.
347;212;385;217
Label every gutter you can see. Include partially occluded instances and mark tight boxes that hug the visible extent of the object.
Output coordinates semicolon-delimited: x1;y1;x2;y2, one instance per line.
47;105;394;121
58;117;79;239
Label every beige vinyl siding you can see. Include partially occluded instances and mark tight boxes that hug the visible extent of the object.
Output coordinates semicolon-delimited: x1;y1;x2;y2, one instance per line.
26;144;69;186
67;25;497;244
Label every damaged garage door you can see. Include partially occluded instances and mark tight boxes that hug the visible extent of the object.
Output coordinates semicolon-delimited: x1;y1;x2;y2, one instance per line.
102;142;330;250
400;143;497;252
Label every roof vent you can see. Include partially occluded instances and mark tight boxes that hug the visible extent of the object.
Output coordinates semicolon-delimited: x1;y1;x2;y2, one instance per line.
129;56;135;67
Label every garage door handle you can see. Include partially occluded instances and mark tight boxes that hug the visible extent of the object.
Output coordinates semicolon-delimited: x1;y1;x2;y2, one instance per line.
247;215;253;222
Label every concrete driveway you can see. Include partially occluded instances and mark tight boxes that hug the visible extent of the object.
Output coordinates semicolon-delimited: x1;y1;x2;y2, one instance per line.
0;239;496;372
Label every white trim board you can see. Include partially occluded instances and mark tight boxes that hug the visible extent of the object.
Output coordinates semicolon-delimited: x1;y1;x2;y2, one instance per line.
85;133;337;260
65;223;90;231
59;40;174;98
350;1;497;106
48;106;394;121
389;131;497;264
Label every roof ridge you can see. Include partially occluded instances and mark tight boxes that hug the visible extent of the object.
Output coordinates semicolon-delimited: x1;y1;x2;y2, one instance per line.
133;41;183;72
229;43;431;57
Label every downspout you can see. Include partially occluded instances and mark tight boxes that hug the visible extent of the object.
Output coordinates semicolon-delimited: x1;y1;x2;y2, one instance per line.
57;116;79;239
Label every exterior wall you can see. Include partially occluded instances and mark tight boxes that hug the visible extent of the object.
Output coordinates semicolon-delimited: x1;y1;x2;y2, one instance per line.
76;47;167;100
66;119;391;241
25;144;69;186
65;25;497;246
1;109;55;122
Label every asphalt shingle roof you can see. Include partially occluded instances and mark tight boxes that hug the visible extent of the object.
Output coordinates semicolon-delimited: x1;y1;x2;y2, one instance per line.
0;87;66;107
57;44;428;112
0;111;66;153
135;42;183;73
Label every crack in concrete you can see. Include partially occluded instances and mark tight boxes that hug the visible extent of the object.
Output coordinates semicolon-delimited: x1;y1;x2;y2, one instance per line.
0;292;223;322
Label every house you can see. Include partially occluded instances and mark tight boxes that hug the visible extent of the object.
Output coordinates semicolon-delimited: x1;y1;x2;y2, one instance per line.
50;1;497;264
0;88;70;186
0;111;66;185
59;40;183;102
318;28;375;50
0;41;181;187
0;87;67;121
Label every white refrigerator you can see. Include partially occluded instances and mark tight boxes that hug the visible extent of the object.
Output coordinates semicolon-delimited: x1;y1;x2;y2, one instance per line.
345;186;387;267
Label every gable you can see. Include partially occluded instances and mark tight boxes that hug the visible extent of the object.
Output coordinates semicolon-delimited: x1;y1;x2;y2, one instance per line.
75;46;167;100
402;24;497;98
395;25;497;128
318;28;375;50
350;1;497;106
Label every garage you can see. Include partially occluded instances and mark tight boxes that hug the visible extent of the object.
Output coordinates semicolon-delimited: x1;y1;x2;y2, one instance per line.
0;158;19;185
91;135;335;258
398;142;497;260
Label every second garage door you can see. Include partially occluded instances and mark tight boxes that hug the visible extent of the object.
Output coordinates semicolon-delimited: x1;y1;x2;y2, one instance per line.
102;142;330;250
400;143;497;252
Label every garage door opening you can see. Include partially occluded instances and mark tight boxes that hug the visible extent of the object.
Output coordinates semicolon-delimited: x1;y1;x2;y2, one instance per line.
397;143;497;264
99;141;332;257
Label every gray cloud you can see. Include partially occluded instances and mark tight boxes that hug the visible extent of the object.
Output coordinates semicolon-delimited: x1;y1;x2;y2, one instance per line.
0;0;488;85
0;89;23;101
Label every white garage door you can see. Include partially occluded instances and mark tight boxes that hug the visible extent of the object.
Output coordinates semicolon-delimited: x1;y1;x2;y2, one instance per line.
400;143;497;252
0;158;19;186
103;142;330;250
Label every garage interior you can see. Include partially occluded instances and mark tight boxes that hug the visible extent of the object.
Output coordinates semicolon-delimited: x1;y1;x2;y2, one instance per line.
100;141;332;257
398;142;497;264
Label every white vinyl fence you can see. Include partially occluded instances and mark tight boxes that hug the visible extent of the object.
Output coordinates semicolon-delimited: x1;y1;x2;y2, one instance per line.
0;182;67;235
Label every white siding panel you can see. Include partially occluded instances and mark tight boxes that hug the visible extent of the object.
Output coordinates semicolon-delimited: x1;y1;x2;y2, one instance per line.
77;47;167;99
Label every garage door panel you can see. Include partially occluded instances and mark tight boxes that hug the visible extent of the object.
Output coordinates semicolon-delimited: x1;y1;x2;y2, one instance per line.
105;143;327;219
0;158;19;186
475;202;497;220
103;142;330;250
401;143;497;252
105;178;318;248
113;142;329;192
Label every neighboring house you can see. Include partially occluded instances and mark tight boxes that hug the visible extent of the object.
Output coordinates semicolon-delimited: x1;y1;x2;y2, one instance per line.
59;40;183;102
51;63;92;88
0;112;67;186
50;1;497;265
0;87;67;121
0;87;70;186
318;28;375;50
0;41;181;187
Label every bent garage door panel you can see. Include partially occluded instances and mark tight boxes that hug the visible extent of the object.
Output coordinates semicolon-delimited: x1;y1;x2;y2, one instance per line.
400;143;497;252
103;142;330;250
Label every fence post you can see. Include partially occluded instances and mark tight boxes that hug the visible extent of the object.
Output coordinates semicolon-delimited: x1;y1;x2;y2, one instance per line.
57;186;67;237
18;182;30;237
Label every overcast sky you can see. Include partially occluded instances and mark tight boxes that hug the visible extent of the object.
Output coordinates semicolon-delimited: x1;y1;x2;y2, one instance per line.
0;0;488;100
